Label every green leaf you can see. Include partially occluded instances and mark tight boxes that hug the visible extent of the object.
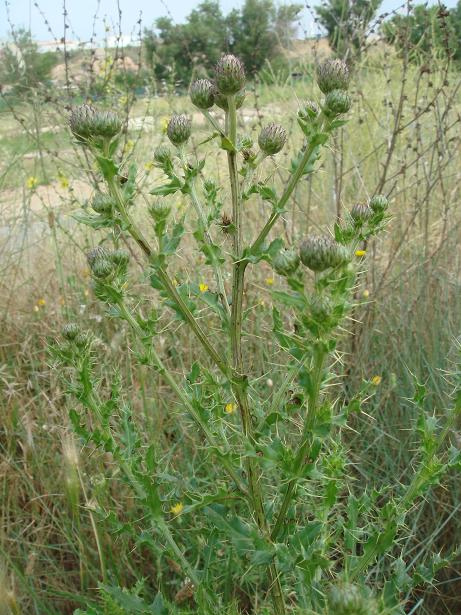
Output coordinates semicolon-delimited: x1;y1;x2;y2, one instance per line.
95;155;119;181
150;177;182;196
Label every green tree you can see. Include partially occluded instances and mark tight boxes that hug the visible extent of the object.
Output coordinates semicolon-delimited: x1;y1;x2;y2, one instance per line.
0;29;58;95
315;0;382;58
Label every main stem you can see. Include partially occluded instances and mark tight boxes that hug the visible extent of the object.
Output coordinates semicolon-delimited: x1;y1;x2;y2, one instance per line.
271;344;326;542
226;95;286;615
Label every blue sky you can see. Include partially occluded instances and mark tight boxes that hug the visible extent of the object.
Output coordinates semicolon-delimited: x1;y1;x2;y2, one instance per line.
1;0;457;41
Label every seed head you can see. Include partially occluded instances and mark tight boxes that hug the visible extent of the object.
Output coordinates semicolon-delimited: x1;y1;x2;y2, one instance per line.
91;192;113;214
272;248;300;276
324;89;352;115
190;79;215;109
299;235;348;272
369;194;389;213
350;203;372;223
316;59;349;94
167;114;192;146
258;123;287;156
326;583;378;615
153;145;172;165
214;88;246;111
149;200;171;222
69;104;121;143
215;54;246;95
62;323;80;341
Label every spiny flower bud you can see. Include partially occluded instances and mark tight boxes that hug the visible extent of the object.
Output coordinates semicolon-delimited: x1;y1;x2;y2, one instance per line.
91;193;113;214
300;100;320;120
110;249;129;266
316;59;349;94
62;323;80;341
91;258;114;279
167;114;191;146
369;194;389;213
326;583;378;615
149;200;171;222
215;54;246;95
69;104;121;143
324;89;352;115
310;295;333;322
153;145;172;165
214;89;246;111
299;236;348;272
272;248;300;276
190;79;215;109
258;123;287;156
350;203;372;223
86;245;110;266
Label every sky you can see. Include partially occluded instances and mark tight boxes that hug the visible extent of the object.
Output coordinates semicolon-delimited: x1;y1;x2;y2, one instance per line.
1;0;458;42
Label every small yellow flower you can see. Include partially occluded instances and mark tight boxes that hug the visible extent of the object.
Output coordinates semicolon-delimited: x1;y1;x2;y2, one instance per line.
170;502;184;516
118;95;128;107
355;249;366;257
199;283;209;293
265;277;274;286
144;161;155;171
161;117;169;134
58;174;69;189
362;289;370;298
33;305;39;313
124;139;134;154
84;289;90;297
26;176;38;190
225;403;236;414
371;375;382;386
37;298;46;307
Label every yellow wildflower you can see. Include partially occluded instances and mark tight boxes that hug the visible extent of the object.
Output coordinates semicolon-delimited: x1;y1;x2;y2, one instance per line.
161;117;169;134
144;161;155;171
37;298;46;307
26;176;38;190
371;375;382;386
355;249;366;257
124;139;134;154
170;502;184;516
265;277;274;286
362;289;370;298
58;174;69;189
199;283;209;293
225;403;236;414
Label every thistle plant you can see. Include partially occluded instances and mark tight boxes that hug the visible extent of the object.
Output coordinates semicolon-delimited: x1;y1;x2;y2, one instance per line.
58;56;461;614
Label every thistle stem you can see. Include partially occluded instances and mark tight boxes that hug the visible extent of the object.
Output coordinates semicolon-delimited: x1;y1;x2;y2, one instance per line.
226;94;287;615
271;344;326;542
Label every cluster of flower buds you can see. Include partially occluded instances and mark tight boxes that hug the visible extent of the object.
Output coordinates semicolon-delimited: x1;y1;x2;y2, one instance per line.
326;583;378;615
300;235;349;272
69;104;121;144
258;123;287;156
315;59;351;118
61;323;90;348
272;248;300;276
189;54;246;114
167;114;192;146
86;246;129;280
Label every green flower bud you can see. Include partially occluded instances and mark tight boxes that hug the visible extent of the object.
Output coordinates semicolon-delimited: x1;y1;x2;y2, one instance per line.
69;104;121;143
190;79;215;109
214;89;246;111
110;249;129;266
62;323;80;341
299;235;348;272
350;203;372;223
215;54;246;95
153;145;172;165
324;89;352;115
258;123;287;156
327;583;378;615
369;194;389;213
74;331;90;348
316;59;349;94
149;200;171;222
91;192;113;214
272;248;300;276
86;246;110;266
310;295;333;322
91;258;114;279
299;100;320;121
167;114;191;146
